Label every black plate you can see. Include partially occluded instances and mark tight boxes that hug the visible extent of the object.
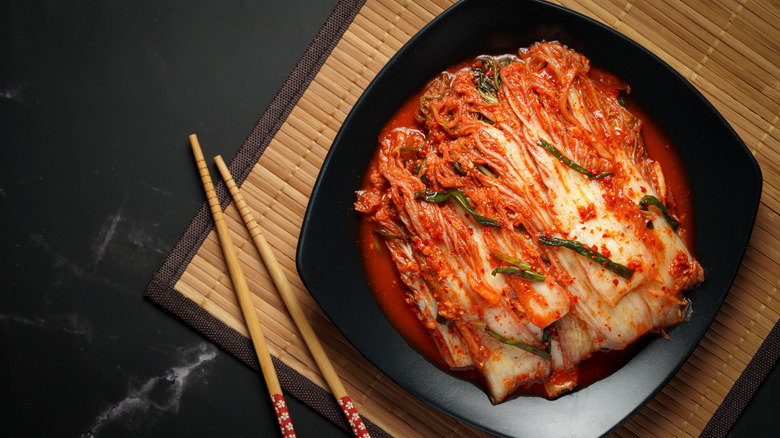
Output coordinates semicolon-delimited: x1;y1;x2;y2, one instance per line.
296;0;762;436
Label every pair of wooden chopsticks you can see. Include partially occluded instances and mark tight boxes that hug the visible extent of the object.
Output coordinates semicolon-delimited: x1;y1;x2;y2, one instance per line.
190;134;370;438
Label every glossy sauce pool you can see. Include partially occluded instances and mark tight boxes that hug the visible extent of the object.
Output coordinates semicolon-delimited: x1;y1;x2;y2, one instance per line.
356;63;695;399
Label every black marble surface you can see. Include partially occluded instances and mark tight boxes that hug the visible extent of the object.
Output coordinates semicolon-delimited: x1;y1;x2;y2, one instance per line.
0;1;776;437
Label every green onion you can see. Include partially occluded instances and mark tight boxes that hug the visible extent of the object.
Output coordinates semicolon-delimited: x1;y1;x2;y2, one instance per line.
538;234;634;280
413;162;429;186
474;164;496;178
436;314;447;324
473;57;501;103
453;161;467;176
537;138;613;179
373;228;405;239
639;195;679;230
415;189;450;203
477;88;498;104
542;326;552;356
415;189;503;228
491;251;545;281
491;266;545;281
473;322;551;359
617;96;627;106
477;113;495;125
493;251;534;270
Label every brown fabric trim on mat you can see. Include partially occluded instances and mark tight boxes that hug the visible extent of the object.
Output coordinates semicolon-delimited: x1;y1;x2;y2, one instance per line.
701;320;780;438
223;0;367;188
143;0;385;436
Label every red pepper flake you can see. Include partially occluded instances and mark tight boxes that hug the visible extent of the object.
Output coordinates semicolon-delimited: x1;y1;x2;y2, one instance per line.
577;203;597;221
668;251;690;278
627;259;643;272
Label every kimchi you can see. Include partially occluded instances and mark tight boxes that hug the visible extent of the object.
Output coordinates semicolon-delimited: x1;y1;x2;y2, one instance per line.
355;41;703;402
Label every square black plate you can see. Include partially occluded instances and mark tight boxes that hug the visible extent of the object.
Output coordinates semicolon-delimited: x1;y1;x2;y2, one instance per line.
296;0;762;436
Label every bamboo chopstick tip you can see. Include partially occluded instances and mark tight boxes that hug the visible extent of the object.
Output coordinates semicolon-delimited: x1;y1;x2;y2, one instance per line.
189;134;206;161
213;155;229;174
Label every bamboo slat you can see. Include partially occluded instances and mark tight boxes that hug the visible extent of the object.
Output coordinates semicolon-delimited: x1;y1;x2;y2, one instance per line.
173;1;780;436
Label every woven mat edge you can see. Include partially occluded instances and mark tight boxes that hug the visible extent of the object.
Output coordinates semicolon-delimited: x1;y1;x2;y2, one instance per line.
700;318;780;437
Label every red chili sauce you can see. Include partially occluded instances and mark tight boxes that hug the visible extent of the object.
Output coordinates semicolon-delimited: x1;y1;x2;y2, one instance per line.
356;61;695;398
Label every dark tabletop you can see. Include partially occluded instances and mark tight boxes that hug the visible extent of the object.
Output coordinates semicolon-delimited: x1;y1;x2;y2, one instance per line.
1;1;777;437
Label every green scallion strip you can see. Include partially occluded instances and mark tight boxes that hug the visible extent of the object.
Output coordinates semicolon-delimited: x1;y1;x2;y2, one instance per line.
477;114;495;125
415;189;503;228
373;228;405;239
538;234;634;280
477;87;498;104
491;266;545;282
479;57;502;88
473;322;551;359
639;195;679;230
473;57;501;103
542;326;552;356
474;164;496;178
415;189;450;203
436;314;447;324
453;161;467;176
537;138;613;179
491;251;545;281
493;251;534;271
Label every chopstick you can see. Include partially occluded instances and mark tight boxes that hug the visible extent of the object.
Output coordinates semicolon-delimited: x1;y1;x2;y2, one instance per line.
213;155;371;438
189;134;296;438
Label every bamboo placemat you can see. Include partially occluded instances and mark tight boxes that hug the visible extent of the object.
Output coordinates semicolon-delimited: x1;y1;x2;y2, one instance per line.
145;1;780;437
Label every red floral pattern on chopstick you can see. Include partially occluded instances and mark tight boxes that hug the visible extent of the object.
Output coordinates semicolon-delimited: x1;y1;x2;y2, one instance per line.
338;396;370;437
272;393;296;438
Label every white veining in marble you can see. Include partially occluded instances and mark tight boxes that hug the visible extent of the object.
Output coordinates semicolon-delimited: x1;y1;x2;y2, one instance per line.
28;206;167;286
93;205;124;266
82;343;218;437
0;312;91;337
28;233;123;289
1;83;24;101
139;179;174;197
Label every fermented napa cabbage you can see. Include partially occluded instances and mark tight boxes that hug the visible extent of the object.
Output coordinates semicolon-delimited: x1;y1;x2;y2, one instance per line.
355;41;703;402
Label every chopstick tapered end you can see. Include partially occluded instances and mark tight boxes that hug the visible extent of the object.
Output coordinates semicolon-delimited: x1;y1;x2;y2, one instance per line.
189;134;206;161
